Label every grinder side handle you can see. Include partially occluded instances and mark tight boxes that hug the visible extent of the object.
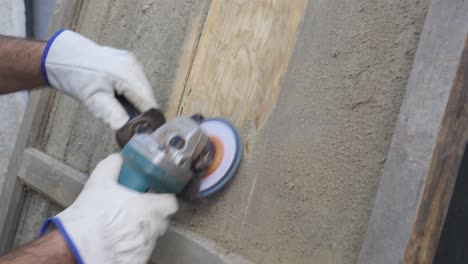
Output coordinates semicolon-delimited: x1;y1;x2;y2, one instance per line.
115;93;141;119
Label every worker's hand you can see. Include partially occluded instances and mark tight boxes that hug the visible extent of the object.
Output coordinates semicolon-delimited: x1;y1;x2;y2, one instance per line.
41;29;157;130
40;154;178;264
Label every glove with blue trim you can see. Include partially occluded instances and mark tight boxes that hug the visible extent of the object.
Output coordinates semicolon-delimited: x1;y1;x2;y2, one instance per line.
41;29;157;130
41;154;178;264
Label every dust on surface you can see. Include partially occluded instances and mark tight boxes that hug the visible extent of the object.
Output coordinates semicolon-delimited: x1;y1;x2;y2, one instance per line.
35;0;430;263
176;0;429;263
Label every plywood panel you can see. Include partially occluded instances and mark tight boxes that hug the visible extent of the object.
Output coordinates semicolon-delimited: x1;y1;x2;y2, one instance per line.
12;191;60;248
172;0;308;129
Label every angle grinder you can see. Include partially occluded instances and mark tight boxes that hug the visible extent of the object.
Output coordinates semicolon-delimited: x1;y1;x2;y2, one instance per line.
114;94;242;200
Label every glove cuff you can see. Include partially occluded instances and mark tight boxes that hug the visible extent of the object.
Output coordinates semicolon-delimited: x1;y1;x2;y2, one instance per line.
40;217;85;264
41;29;67;85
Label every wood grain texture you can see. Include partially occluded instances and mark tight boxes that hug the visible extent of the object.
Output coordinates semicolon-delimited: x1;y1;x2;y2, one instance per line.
166;15;206;118
0;90;53;252
18;148;88;207
174;0;308;128
403;36;468;263
44;95;79;159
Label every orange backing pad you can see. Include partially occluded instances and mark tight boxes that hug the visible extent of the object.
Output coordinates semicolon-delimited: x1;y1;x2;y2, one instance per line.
204;136;224;177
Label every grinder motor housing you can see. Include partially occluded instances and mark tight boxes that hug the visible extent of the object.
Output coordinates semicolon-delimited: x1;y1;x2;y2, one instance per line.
118;117;211;193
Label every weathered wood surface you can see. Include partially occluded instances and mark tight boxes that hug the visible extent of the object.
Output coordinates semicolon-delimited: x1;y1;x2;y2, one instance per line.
12;191;61;248
18;148;87;207
358;0;468;263
0;89;53;252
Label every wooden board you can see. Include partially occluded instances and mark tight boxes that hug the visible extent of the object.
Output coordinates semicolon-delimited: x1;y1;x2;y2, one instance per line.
18;148;88;207
169;0;308;129
358;1;468;263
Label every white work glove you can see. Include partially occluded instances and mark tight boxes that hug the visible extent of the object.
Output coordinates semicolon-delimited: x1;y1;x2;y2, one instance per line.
41;29;157;129
40;154;178;264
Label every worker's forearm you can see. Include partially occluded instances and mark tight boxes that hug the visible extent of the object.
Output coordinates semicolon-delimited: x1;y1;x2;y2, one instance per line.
0;35;46;93
0;230;75;264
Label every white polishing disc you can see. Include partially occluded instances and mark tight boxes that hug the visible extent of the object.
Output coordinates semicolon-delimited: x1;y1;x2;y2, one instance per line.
199;120;238;192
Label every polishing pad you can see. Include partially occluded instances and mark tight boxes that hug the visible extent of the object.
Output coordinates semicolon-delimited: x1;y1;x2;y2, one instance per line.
198;118;242;197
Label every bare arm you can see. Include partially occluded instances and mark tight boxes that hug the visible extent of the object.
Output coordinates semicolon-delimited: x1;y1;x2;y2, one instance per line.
0;35;46;93
0;230;75;264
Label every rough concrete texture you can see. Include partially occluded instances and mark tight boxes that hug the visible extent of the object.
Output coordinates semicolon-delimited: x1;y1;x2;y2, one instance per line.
175;0;429;263
0;0;27;192
236;0;429;263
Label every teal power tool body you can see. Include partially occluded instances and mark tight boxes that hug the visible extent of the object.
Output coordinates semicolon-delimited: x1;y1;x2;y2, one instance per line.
115;94;242;199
